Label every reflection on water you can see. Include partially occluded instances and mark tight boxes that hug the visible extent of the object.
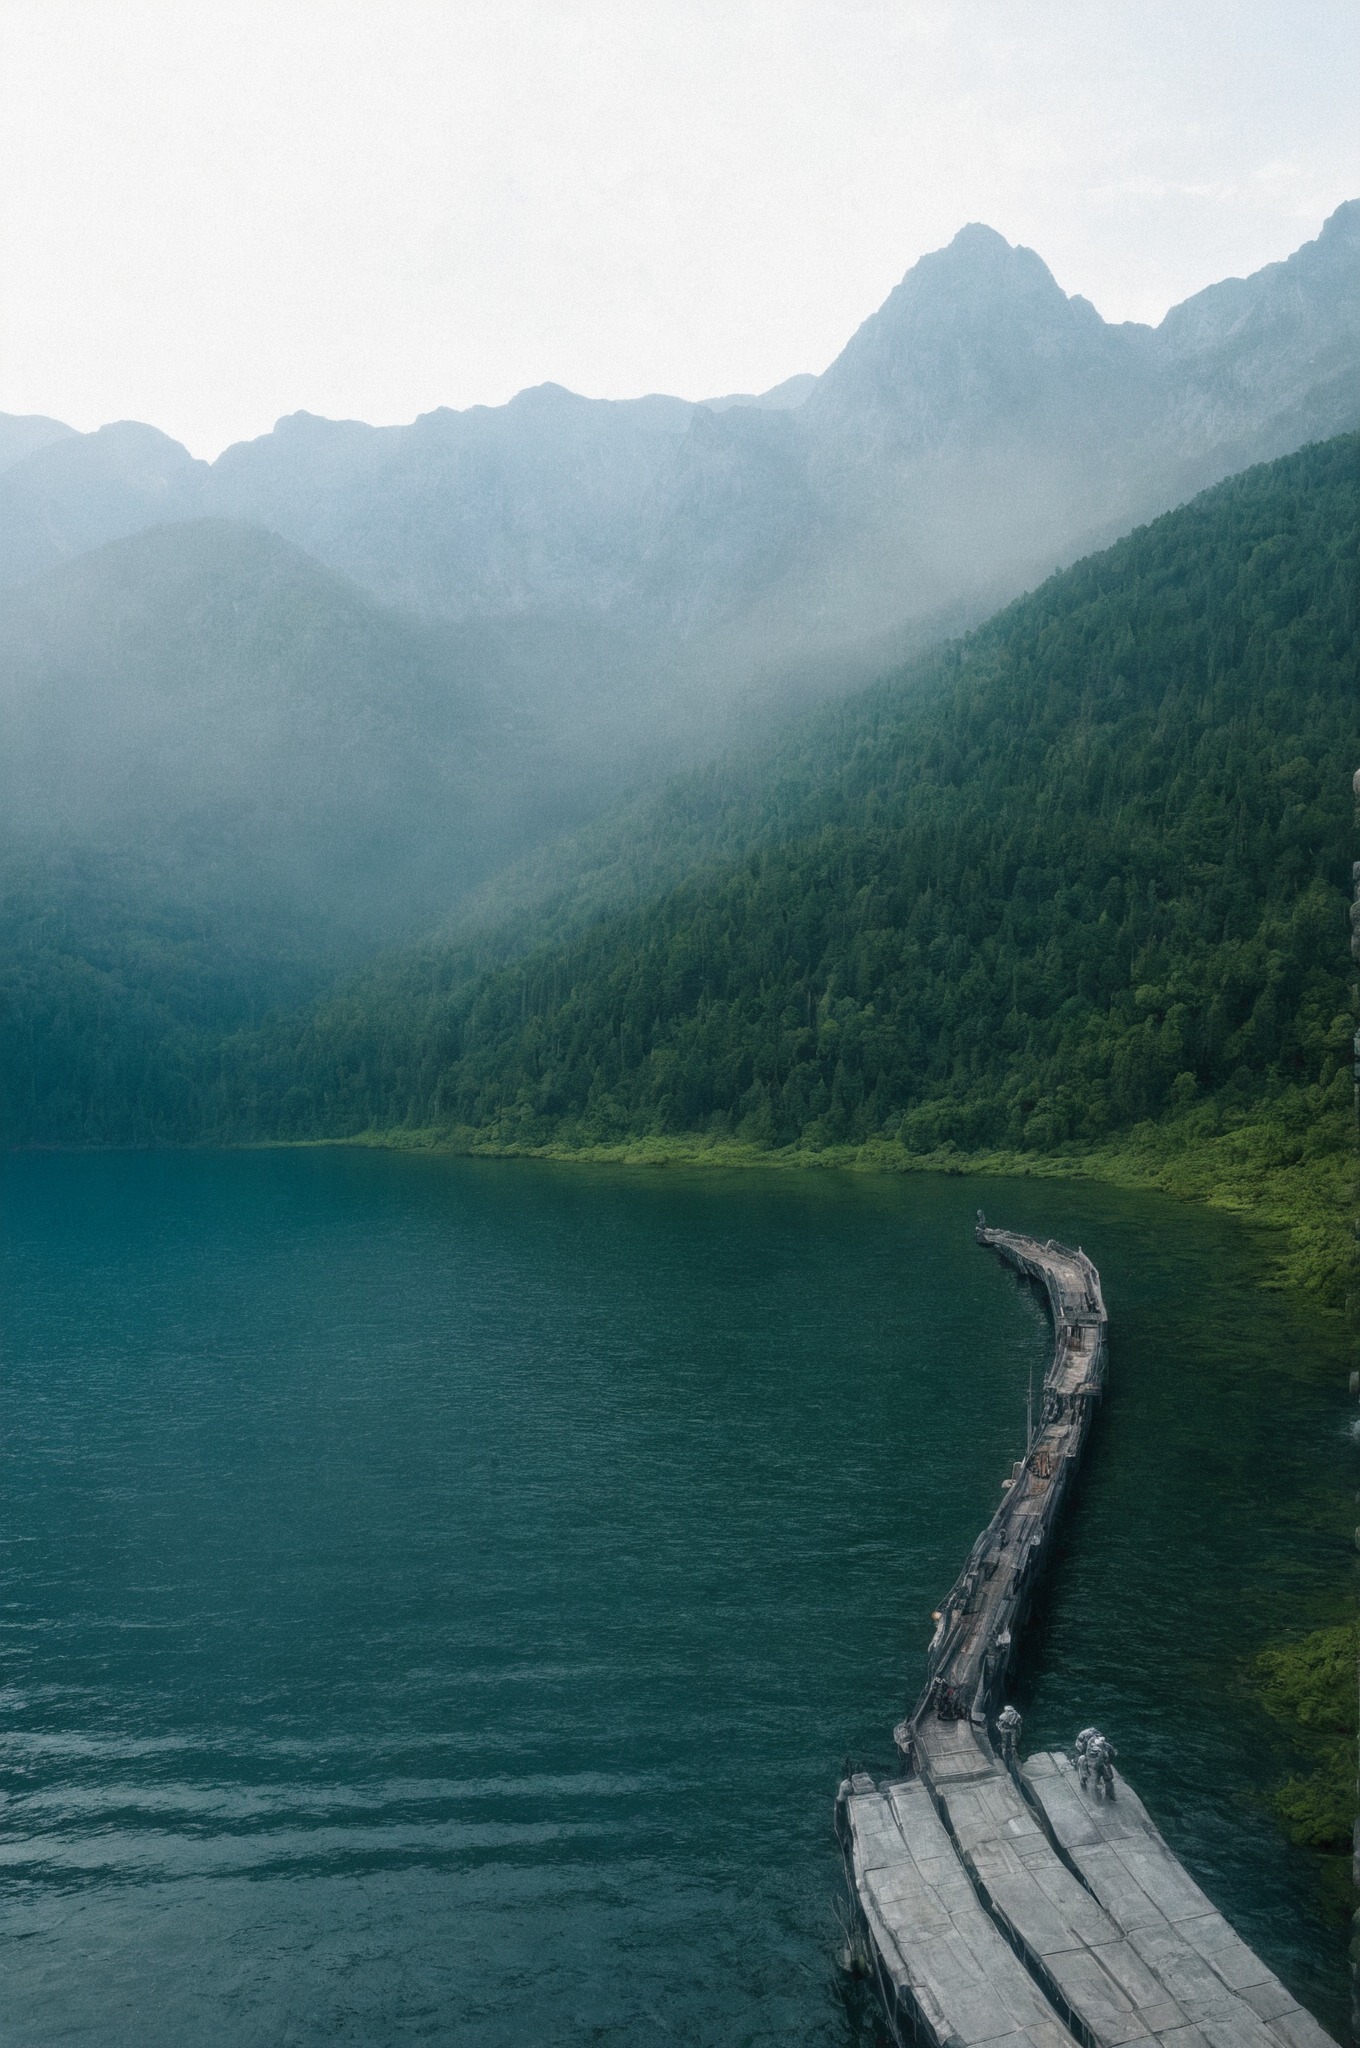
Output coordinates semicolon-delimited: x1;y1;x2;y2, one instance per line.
0;1150;1351;2044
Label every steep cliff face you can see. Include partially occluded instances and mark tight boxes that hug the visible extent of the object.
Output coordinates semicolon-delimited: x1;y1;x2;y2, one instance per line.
1159;198;1360;433
5;207;1359;634
204;385;702;620
803;223;1144;451
188;201;1359;649
708;205;1360;651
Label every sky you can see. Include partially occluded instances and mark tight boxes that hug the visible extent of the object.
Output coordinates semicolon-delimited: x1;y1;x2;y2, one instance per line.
1;0;1358;459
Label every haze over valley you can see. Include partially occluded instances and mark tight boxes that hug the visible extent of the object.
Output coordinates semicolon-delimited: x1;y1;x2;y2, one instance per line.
8;203;1360;644
3;201;1360;1012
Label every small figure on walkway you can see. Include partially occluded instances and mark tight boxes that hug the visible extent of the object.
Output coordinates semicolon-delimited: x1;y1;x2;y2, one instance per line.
1074;1725;1099;1767
1089;1734;1118;1796
1078;1729;1117;1797
996;1704;1022;1762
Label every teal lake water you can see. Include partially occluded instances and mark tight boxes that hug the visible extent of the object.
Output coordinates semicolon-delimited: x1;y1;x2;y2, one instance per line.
0;1150;1352;2043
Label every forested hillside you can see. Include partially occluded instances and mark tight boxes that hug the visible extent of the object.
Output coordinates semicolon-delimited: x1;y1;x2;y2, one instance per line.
220;433;1359;1161
0;519;646;1145
4;434;1354;1167
6;214;1360;1163
0;848;341;1148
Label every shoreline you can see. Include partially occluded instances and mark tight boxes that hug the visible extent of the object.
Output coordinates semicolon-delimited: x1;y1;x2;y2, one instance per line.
5;1096;1348;1312
300;1093;1352;1313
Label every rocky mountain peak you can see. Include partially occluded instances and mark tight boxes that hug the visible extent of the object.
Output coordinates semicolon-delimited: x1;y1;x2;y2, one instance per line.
1157;197;1360;373
805;223;1111;443
1315;196;1360;252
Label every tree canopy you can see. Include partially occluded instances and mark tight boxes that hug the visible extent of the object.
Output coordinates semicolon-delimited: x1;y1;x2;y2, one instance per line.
220;434;1358;1156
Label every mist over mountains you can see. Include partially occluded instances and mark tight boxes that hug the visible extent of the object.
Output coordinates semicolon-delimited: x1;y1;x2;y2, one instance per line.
5;200;1359;658
248;433;1357;1164
9;429;1353;1154
1;200;1359;1076
0;522;521;933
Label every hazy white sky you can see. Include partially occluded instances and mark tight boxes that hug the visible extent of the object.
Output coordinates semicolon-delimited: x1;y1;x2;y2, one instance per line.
2;0;1357;458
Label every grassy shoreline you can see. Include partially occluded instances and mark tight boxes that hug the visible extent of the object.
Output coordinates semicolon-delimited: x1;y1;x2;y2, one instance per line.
313;1088;1355;1313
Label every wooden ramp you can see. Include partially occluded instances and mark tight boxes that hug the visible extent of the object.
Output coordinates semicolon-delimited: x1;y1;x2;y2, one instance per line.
919;1718;1193;2046
841;1770;1078;2047
836;1223;1339;2048
1024;1751;1337;2048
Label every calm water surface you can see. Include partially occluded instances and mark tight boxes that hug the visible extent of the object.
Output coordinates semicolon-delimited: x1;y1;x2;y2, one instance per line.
0;1151;1352;2044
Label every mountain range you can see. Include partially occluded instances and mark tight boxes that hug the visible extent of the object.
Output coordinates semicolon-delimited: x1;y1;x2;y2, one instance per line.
9;430;1352;1170
4;200;1359;668
1;201;1359;1121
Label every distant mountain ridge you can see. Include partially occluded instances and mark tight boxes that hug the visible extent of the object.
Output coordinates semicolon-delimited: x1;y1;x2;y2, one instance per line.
0;519;594;939
3;204;1358;671
0;411;75;476
2;201;1359;1030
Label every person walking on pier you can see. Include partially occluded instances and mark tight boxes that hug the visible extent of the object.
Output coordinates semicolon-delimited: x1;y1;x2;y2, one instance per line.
996;1704;1022;1762
1077;1727;1117;1796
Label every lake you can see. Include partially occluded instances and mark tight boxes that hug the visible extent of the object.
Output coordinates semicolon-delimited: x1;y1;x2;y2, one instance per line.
0;1149;1351;2043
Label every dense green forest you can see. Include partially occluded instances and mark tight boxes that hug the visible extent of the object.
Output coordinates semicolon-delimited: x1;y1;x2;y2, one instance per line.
0;844;344;1146
3;433;1356;1180
209;434;1358;1164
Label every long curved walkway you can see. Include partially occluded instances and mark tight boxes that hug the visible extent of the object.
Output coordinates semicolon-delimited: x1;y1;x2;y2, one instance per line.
836;1222;1337;2048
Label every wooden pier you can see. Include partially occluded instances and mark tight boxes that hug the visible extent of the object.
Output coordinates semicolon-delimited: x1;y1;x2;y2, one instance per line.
836;1220;1338;2048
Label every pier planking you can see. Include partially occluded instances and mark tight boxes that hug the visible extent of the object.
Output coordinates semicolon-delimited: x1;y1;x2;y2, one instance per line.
841;1769;1080;2048
1024;1751;1337;2048
836;1222;1339;2048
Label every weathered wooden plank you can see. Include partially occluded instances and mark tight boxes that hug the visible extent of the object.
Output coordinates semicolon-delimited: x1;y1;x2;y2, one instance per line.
841;1229;1338;2048
844;1781;1081;2047
919;1719;1193;2046
908;1230;1108;1728
1024;1752;1337;2048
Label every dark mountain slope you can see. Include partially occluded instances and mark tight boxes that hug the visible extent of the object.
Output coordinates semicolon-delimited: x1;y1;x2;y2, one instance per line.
0;517;649;1144
0;518;522;931
0;421;206;586
235;431;1359;1155
0;846;340;1147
